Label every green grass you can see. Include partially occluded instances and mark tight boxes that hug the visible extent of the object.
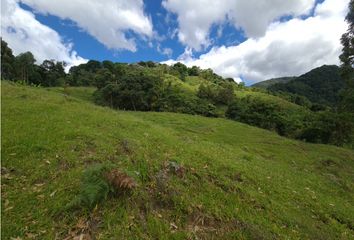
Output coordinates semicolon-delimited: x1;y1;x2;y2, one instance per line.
47;86;96;102
2;81;354;239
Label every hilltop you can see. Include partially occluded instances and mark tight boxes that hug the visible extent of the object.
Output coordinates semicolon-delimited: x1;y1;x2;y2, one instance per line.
2;82;354;239
252;77;296;89
267;65;344;106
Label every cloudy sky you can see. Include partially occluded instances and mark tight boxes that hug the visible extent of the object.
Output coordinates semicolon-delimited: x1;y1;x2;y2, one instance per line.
1;0;350;84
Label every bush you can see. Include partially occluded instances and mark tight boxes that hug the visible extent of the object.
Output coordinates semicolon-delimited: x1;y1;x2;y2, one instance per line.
299;111;353;145
197;82;235;105
226;96;303;137
94;70;163;111
155;82;218;117
226;97;282;130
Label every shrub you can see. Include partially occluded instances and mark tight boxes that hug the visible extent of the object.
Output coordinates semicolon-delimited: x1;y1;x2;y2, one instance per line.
226;96;303;137
94;70;163;111
198;82;235;105
299;111;353;145
226;97;282;130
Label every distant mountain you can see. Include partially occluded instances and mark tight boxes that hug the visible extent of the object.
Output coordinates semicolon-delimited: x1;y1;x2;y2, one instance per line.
267;65;344;106
252;77;296;88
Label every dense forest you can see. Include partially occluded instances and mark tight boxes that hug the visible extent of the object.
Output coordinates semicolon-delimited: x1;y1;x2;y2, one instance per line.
266;65;344;106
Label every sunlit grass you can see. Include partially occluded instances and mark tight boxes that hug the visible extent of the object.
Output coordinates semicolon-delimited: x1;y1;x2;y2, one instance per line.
2;81;353;239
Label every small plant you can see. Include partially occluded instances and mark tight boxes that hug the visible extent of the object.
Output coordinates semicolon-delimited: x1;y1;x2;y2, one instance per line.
66;164;136;210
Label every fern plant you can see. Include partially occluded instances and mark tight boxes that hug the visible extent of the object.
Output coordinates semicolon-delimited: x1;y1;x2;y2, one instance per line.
66;163;137;210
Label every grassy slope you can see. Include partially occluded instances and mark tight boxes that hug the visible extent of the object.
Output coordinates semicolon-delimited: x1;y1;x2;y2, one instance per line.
2;81;354;239
183;75;312;120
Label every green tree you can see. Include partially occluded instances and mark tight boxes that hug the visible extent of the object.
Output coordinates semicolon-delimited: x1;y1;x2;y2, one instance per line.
40;60;66;86
216;83;235;104
197;83;216;101
94;70;163;111
339;0;354;112
95;68;114;89
1;39;15;80
102;60;115;72
172;62;188;81
188;66;200;76
15;52;36;83
299;111;353;146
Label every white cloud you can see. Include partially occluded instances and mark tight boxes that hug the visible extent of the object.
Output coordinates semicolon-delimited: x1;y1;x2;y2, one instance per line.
20;0;153;52
157;44;173;58
163;0;349;85
162;0;229;50
1;0;87;69
162;0;316;50
228;0;316;38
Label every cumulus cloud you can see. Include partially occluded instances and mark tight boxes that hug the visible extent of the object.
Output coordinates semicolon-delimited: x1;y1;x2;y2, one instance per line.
20;0;153;51
163;0;349;85
157;44;173;58
1;0;87;68
162;0;229;50
162;0;315;50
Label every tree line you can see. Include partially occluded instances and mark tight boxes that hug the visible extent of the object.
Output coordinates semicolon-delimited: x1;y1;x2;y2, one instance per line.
1;39;66;86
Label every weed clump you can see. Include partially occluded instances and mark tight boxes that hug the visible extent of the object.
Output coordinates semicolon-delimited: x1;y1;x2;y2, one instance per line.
66;164;137;210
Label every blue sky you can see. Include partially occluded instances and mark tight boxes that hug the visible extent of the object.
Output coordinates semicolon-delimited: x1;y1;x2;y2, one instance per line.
18;0;249;63
1;0;348;84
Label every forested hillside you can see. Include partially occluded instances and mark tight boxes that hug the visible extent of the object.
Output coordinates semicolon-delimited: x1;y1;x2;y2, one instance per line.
268;65;344;106
252;77;296;89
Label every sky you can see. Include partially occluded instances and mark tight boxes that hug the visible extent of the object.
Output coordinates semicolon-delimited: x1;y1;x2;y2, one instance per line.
1;0;350;85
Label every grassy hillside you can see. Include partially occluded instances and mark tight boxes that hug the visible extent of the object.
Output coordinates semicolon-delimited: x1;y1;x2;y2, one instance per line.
2;81;354;239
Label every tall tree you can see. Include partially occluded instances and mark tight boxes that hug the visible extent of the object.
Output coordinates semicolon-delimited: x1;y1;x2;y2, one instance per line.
15;52;36;83
40;60;66;86
1;39;15;80
340;0;354;112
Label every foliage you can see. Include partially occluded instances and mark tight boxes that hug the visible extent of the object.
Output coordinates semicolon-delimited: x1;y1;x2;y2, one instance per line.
299;111;354;146
67;164;112;210
171;62;188;81
268;65;344;106
67;164;137;210
252;77;296;89
94;68;114;89
40;60;66;86
1;39;15;80
339;0;354;112
94;69;163;111
14;52;36;84
226;96;289;134
157;83;218;117
1;40;66;86
197;82;235;105
188;66;200;76
1;40;352;147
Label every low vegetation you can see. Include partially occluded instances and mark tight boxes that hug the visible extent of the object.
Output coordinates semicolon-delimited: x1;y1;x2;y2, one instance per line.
2;82;354;239
1;1;354;239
